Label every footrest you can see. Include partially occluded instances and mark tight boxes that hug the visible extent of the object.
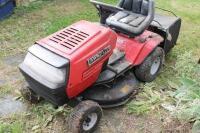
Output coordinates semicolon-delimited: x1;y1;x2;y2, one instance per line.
95;69;116;85
108;49;125;65
109;59;131;74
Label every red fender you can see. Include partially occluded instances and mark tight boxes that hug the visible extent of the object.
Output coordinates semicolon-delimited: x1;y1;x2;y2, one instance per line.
116;31;164;66
134;33;164;66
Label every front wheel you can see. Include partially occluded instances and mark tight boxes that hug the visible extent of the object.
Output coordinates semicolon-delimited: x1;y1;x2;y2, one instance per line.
135;47;165;82
69;100;102;133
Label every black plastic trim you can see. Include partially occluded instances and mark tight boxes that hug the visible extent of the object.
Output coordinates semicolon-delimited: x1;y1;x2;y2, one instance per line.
149;14;181;53
28;44;69;68
19;67;69;106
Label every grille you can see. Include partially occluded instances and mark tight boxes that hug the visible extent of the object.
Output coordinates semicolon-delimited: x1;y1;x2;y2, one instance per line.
48;27;90;53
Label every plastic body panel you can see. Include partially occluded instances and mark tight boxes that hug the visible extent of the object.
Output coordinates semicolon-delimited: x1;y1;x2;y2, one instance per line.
20;68;68;106
36;20;117;98
19;45;70;106
116;30;163;66
28;44;69;68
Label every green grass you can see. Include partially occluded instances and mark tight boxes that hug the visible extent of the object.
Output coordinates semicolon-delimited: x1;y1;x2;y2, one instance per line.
0;122;23;133
128;83;163;115
0;0;200;132
126;0;200;131
0;84;13;96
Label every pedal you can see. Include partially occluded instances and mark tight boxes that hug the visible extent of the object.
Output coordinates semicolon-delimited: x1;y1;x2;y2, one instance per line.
95;69;116;85
108;49;125;65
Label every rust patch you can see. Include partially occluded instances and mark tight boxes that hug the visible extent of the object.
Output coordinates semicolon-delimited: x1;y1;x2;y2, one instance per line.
120;85;130;94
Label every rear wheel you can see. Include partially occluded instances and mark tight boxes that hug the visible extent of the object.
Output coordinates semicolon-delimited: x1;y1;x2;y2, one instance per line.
69;100;102;133
135;47;165;82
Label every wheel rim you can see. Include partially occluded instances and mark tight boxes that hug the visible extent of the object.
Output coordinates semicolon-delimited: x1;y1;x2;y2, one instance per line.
82;113;98;131
150;57;161;75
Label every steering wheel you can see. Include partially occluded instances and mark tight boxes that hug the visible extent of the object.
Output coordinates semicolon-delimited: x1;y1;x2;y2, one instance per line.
90;0;123;13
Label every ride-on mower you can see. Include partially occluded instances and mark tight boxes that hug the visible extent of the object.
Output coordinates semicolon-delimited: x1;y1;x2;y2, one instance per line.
19;0;181;132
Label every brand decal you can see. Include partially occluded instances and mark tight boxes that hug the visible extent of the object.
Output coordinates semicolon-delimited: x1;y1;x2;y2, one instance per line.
87;45;111;66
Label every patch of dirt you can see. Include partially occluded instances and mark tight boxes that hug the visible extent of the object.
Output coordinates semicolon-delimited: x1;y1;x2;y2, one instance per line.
3;53;25;66
0;79;6;86
97;107;162;133
162;118;192;133
0;95;27;117
39;105;191;133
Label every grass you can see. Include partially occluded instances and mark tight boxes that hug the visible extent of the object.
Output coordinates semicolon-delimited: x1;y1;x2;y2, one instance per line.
127;83;163;115
0;122;23;133
0;0;200;132
127;0;200;131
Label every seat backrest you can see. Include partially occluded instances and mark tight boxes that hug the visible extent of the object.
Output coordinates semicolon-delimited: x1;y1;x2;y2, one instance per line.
118;0;149;15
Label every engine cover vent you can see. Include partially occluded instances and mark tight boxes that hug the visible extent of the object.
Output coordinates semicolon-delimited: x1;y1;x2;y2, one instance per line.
51;28;89;49
36;21;104;55
47;27;90;54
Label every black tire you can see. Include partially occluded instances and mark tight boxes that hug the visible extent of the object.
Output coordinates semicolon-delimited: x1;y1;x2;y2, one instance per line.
20;85;42;104
69;100;102;133
135;47;165;82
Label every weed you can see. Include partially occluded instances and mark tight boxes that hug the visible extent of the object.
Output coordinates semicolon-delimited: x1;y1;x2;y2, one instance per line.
0;84;13;96
170;78;200;132
0;122;23;133
31;102;72;117
127;83;162;115
28;102;72;130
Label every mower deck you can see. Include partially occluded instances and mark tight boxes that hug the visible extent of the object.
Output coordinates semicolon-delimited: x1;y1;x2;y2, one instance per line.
82;72;139;108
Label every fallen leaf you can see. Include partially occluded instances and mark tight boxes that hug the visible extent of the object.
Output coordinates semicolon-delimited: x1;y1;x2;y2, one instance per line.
32;125;40;131
168;81;179;89
161;103;176;111
44;115;54;127
14;96;21;100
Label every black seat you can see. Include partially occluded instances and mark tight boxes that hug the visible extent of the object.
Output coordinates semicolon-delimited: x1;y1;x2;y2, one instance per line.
106;0;154;37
